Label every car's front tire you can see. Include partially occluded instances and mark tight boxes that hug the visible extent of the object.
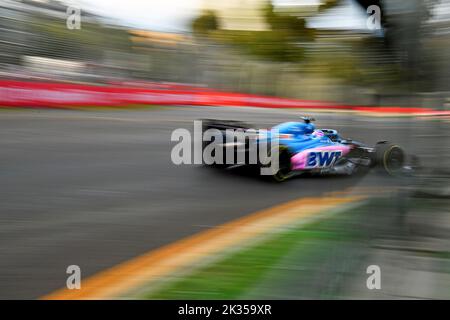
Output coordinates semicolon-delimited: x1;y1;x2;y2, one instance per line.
375;141;405;175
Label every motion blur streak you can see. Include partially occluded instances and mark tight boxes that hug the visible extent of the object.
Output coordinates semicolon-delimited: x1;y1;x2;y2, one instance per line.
1;0;449;300
42;192;364;299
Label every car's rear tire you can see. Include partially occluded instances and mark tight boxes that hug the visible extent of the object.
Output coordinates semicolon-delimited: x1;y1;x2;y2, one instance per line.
375;142;405;175
261;145;293;182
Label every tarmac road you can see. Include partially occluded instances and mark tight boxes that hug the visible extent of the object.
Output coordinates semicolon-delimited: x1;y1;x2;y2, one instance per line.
0;106;438;299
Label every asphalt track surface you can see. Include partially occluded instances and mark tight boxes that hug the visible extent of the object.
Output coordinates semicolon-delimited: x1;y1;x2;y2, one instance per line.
0;106;437;299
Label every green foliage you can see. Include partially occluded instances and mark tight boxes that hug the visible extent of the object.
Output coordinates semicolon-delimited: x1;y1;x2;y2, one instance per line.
213;30;303;62
142;202;365;300
191;1;325;62
28;16;132;61
262;1;315;41
192;10;219;36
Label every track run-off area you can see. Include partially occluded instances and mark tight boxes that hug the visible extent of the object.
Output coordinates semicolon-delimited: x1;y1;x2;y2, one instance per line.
0;106;444;299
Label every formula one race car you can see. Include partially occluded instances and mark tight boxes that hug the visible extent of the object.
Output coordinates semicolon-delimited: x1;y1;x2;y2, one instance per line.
200;117;407;182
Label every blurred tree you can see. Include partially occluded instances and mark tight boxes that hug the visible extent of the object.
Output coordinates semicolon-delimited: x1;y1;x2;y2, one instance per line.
262;1;315;41
192;10;220;36
192;1;341;62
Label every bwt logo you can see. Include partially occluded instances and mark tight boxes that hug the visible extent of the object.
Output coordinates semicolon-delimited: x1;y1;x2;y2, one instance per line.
306;151;342;168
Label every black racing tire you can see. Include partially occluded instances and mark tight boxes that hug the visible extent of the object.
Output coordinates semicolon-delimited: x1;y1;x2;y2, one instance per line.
375;141;405;175
261;145;293;182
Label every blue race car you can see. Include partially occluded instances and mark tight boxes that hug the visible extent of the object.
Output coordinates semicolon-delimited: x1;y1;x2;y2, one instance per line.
200;117;407;181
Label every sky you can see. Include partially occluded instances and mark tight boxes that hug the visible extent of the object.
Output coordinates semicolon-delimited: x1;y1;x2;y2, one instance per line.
307;0;369;31
66;0;202;32
62;0;373;32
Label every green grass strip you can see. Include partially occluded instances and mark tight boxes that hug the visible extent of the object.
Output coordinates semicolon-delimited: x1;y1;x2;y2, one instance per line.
141;209;362;300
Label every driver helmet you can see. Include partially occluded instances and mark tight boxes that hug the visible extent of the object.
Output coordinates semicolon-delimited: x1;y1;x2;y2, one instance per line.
312;129;325;138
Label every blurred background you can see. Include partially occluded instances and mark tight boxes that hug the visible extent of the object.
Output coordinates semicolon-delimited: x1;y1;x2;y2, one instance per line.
1;0;450;105
0;0;449;300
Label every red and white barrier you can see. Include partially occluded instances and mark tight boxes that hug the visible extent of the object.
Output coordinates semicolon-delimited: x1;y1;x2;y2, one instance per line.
0;80;447;115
